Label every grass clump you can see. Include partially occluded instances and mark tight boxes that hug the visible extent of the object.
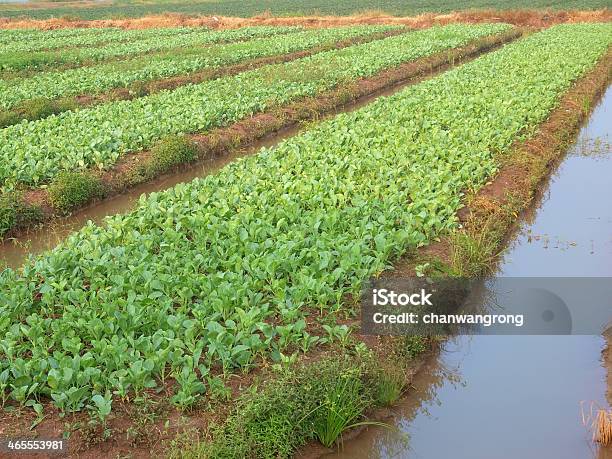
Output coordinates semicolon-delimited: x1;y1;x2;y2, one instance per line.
310;369;370;448
20;98;78;121
450;216;502;277
0;193;43;238
370;366;406;407
0;98;79;128
201;357;375;458
594;409;612;445
128;81;150;98
0;111;21;128
48;171;104;214
147;135;199;175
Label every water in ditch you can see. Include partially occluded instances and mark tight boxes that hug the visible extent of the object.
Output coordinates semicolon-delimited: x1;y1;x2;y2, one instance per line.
327;86;612;459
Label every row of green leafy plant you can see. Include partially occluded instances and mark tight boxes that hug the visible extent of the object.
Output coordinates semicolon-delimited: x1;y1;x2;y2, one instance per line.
0;135;201;239
0;27;114;44
0;23;512;191
1;23;609;417
0;25;200;45
0;25;402;112
0;25;300;72
0;26;197;54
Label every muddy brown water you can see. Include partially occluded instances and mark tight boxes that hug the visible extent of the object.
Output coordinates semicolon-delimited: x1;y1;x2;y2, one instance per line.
0;74;421;269
325;86;612;459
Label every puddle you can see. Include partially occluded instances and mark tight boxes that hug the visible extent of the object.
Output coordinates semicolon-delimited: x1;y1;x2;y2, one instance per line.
326;86;612;459
0;60;450;269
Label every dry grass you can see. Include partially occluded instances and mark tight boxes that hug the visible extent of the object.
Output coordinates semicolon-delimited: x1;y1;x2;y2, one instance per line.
582;402;612;446
595;409;612;445
0;8;610;30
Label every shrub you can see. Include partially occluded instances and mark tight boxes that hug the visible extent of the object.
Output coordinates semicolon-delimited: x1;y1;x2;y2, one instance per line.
148;135;198;175
0;197;18;238
48;172;103;214
20;98;61;120
54;98;79;114
128;81;150;98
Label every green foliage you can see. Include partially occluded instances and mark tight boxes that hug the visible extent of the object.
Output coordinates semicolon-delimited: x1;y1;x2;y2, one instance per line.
0;26;300;72
403;336;428;359
0;193;42;238
47;171;104;214
0;23;512;190
206;357;372;458
87;391;113;423
170;366;206;411
147;135;199;175
0;26;195;55
0;25;401;110
0;24;609;419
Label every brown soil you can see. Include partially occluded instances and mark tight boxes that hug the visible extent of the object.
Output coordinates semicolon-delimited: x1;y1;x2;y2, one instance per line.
0;9;610;30
0;384;225;458
6;28;520;238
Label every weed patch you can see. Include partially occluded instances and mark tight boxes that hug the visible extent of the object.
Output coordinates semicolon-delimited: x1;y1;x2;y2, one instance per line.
147;135;199;176
0;193;42;238
48;171;104;214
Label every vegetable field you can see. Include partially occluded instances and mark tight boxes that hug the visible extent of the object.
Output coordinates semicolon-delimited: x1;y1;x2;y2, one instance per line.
0;23;511;191
0;26;300;72
0;20;610;425
0;25;401;111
